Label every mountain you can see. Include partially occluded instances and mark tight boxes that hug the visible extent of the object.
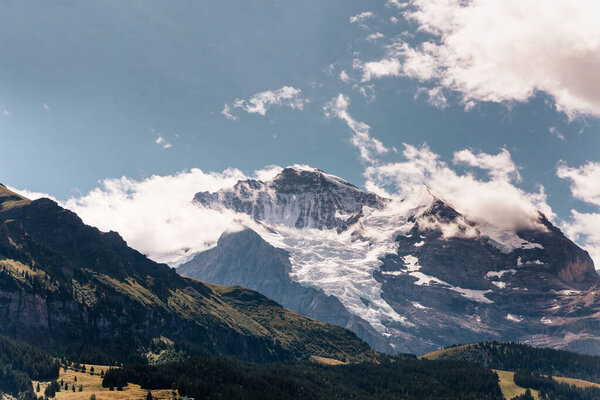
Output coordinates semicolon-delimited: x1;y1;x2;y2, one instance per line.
180;166;600;355
0;184;373;364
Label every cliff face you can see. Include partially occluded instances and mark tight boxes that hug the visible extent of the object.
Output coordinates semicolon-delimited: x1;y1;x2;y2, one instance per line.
0;185;372;363
181;167;600;355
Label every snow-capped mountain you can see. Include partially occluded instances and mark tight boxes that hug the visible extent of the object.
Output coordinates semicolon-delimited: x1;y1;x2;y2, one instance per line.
179;166;600;355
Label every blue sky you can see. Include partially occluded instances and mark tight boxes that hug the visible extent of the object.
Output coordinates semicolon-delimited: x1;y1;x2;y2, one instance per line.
2;1;600;265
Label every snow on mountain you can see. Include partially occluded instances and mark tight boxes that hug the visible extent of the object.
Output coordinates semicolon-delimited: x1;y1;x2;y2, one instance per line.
182;166;600;354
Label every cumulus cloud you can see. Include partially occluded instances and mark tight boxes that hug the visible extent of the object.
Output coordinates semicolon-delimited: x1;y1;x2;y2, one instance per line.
454;148;521;182
349;11;374;24
557;161;600;206
61;168;279;265
324;94;388;163
364;144;553;237
359;0;600;117
223;86;309;119
557;161;600;267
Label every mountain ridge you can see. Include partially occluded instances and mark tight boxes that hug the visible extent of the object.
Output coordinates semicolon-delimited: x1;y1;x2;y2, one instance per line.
180;166;600;355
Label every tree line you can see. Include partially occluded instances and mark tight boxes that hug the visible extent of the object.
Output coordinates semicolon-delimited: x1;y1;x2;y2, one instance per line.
104;355;504;400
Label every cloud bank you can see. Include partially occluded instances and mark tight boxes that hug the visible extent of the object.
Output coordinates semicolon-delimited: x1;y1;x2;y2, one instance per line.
365;144;553;239
359;0;600;117
61;168;277;265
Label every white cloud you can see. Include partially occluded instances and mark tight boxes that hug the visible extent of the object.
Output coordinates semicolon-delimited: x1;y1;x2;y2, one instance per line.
549;126;566;141
324;94;388;163
8;187;56;202
43;103;50;111
61;168;263;265
364;144;553;237
561;211;600;269
339;70;351;83
557;160;600;267
453;148;521;182
366;32;384;42
360;0;600;117
415;86;448;109
390;16;399;24
221;104;238;120
557;161;600;206
155;135;172;149
224;86;309;118
386;0;406;9
358;58;403;82
349;11;374;24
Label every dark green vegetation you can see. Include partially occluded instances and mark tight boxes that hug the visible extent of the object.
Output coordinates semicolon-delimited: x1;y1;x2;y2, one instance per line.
0;185;372;364
424;342;600;384
0;334;59;399
513;370;600;400
103;355;503;400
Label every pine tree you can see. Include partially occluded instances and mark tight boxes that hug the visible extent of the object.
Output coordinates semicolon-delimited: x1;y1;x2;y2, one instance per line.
36;383;40;392
146;390;153;400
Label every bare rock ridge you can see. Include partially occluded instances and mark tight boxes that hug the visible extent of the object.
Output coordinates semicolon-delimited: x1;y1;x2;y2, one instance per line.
181;166;600;355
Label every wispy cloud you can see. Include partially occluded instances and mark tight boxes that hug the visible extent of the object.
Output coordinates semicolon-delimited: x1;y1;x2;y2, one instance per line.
324;94;388;164
349;11;374;24
366;32;384;42
155;135;172;149
222;86;309;119
43;103;50;111
221;104;238;120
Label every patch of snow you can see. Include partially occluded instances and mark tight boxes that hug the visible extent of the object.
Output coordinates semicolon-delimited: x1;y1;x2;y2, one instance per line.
492;281;507;289
414;241;425;247
486;269;517;278
412;301;427;310
541;317;553;325
506;314;524;322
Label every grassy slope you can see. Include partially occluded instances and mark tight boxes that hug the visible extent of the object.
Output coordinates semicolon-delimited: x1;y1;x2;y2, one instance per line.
494;370;541;400
32;364;173;400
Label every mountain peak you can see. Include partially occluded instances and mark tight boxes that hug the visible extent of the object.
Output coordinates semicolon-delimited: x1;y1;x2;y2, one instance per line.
194;166;387;230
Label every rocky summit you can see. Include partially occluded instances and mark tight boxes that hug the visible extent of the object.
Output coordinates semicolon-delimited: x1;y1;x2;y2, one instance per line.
180;166;600;355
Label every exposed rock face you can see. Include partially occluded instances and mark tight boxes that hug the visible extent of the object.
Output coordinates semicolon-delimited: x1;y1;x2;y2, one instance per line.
183;167;600;355
194;167;387;230
0;184;372;363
